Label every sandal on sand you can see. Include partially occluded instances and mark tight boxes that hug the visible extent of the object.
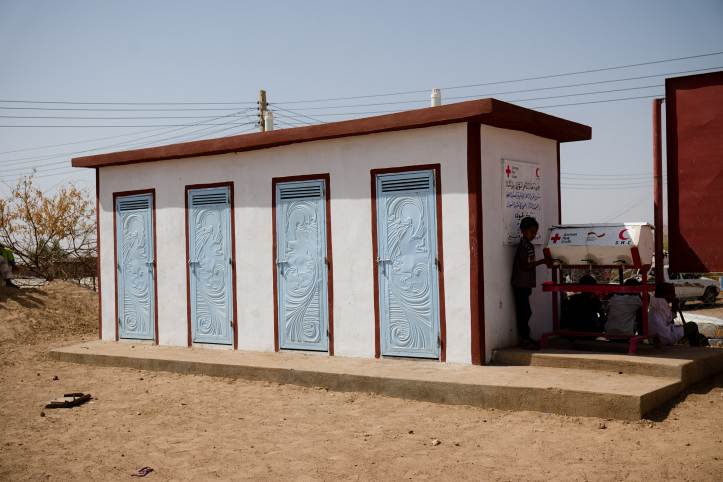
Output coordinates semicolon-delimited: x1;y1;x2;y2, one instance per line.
45;393;91;409
131;467;154;477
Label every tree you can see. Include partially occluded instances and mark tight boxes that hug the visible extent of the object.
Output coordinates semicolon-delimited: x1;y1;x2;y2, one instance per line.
0;175;95;281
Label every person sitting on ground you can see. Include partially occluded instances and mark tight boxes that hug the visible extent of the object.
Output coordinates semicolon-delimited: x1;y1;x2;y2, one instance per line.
0;242;19;289
605;278;642;336
561;274;604;332
650;283;708;346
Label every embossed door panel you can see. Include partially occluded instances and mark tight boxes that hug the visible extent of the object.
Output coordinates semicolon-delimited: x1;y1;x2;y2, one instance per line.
188;187;234;345
115;194;155;340
275;180;329;351
376;171;441;359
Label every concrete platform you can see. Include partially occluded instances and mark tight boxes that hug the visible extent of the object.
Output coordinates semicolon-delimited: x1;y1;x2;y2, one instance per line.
492;345;723;388
48;341;699;420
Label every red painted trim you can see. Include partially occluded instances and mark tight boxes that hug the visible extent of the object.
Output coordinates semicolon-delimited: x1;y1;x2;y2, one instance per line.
271;183;279;353
467;122;486;365
433;166;447;362
71;99;591;168
556;141;562;223
184;189;192;347
271;174;335;355
184;182;238;349
369;164;447;362
95;168;102;340
112;188;159;344
542;282;655;294
631;246;642;268
370;174;380;358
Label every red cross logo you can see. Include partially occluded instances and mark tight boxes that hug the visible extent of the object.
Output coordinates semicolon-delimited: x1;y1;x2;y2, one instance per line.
505;164;512;177
551;233;561;243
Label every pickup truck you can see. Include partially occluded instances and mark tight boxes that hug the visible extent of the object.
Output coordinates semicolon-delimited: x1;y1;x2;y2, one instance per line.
647;266;720;306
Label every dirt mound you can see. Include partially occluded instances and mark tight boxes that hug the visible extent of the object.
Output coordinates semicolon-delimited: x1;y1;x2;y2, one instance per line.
0;281;97;346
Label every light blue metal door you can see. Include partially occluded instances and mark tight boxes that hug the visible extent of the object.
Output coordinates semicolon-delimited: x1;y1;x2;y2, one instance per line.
188;187;234;345
376;170;441;358
275;180;329;351
116;193;155;340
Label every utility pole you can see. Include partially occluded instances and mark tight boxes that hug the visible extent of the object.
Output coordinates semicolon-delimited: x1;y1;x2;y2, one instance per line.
258;89;267;132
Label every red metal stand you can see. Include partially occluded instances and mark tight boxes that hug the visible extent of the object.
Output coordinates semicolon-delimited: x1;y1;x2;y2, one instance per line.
540;247;654;354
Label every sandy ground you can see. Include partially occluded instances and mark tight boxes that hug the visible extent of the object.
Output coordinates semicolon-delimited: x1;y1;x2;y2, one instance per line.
1;283;723;481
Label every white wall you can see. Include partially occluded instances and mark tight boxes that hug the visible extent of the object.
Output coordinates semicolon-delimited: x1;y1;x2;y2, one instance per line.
480;125;559;361
98;124;473;362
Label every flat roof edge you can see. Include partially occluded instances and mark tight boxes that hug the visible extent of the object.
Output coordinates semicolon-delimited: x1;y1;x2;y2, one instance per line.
72;98;591;168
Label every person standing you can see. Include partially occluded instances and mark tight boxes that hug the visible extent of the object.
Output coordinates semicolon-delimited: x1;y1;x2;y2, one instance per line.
511;217;547;349
0;242;18;289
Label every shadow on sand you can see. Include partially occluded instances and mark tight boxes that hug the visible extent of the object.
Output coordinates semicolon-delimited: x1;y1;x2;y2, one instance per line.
0;285;46;309
646;371;723;422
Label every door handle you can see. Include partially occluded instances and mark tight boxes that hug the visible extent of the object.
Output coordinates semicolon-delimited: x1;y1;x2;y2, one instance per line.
376;257;391;275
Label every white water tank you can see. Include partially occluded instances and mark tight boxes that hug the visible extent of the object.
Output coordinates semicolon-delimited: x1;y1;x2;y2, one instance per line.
431;88;441;107
264;110;274;131
545;223;654;266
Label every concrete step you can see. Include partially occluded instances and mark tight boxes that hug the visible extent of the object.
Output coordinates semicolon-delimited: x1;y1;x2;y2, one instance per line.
51;341;687;420
492;346;723;387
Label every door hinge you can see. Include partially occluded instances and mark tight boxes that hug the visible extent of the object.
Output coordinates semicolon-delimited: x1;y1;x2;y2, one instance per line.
326;329;330;338
435;256;440;270
437;334;441;348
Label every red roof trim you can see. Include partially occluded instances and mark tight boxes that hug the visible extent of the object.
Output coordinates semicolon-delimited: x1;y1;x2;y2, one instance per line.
72;98;591;168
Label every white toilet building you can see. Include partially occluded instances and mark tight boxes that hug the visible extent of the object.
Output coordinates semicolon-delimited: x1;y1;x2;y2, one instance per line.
73;98;590;364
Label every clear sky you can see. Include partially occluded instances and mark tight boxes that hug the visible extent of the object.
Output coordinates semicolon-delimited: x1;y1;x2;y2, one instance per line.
1;0;722;224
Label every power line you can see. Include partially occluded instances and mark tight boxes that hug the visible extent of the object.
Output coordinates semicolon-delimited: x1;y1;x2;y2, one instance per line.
1;123;262;183
270;66;721;111
602;194;650;222
271;106;325;124
266;91;666;117
529;94;663;109
1;121;256;173
508;84;662;103
0;99;256;106
0;113;257;120
561;171;653;177
1;110;254;167
272;51;723;104
273;112;314;126
0;126;193;156
0;122;264;128
0;110;255;157
444;66;721;102
561;175;667;182
0;106;254;112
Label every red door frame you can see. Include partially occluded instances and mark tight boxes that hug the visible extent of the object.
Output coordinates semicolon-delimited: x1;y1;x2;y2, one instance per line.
271;173;335;355
370;163;447;362
112;188;160;345
184;182;239;349
95;168;102;339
